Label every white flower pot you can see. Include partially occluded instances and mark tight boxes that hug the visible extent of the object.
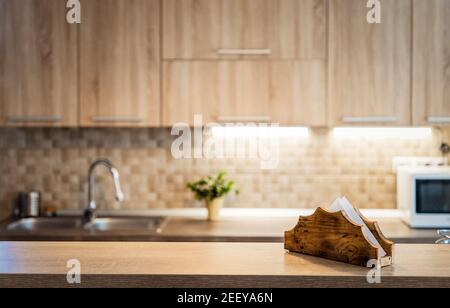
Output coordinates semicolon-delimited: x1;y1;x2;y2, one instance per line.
206;198;224;221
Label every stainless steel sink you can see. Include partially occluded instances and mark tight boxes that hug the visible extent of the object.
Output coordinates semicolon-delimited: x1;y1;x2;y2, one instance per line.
7;217;85;231
86;217;167;233
6;216;168;233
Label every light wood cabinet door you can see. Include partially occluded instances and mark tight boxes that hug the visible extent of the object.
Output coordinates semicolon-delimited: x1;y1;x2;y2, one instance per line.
269;60;327;126
162;0;327;126
163;61;270;125
0;0;78;127
413;0;450;126
328;0;412;126
163;61;327;126
80;0;160;127
163;0;326;60
163;62;220;125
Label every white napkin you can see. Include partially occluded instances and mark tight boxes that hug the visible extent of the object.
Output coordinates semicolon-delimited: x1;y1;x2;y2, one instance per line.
329;197;386;258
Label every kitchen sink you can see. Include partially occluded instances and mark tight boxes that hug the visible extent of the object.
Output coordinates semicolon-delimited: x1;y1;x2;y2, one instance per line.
86;217;168;233
7;217;85;231
6;216;168;233
5;159;168;234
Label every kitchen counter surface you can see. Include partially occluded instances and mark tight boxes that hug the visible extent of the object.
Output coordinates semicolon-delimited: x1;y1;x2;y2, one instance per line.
0;242;449;288
0;209;441;243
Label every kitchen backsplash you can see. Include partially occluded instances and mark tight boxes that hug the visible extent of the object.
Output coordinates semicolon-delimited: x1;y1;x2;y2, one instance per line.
0;127;448;220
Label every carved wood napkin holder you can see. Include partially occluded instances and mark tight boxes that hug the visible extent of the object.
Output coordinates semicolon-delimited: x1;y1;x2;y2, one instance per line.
285;207;394;268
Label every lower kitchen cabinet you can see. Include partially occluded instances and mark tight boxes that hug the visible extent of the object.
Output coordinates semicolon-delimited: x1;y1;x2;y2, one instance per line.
162;61;327;126
0;0;78;127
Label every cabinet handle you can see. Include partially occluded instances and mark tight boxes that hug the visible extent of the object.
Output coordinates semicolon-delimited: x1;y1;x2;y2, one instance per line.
216;116;271;123
217;49;271;56
8;116;61;123
342;116;398;123
91;116;143;123
428;117;450;124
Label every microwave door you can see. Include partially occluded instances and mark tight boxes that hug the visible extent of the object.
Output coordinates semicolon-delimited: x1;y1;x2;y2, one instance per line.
416;179;450;214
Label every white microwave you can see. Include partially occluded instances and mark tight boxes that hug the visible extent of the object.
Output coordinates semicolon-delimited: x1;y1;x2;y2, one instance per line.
397;167;450;228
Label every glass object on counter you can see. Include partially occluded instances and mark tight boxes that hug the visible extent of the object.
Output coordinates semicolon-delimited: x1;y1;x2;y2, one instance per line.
436;230;450;244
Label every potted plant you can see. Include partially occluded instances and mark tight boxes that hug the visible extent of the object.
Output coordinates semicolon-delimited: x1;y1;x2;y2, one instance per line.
187;172;239;221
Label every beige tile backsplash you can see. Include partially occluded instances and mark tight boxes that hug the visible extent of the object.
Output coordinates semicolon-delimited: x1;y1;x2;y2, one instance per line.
0;127;448;220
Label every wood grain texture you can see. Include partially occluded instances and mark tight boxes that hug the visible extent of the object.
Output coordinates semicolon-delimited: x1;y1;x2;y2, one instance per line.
2;274;450;288
0;216;441;244
162;61;218;125
328;0;412;126
163;60;327;126
163;61;269;125
412;0;450;125
79;0;160;127
162;0;326;60
285;208;393;267
0;242;449;288
269;60;327;125
354;207;394;258
0;0;78;127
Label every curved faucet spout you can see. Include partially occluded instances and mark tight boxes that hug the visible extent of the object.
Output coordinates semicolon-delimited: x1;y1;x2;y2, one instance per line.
85;159;124;221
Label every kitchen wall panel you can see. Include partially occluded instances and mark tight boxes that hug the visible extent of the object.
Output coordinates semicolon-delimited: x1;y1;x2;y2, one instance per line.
0;128;445;220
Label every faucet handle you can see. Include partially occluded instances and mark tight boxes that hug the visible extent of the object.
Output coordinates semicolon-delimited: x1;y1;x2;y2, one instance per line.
111;168;125;202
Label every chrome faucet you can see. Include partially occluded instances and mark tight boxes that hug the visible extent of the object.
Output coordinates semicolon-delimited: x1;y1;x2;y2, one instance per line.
84;159;124;221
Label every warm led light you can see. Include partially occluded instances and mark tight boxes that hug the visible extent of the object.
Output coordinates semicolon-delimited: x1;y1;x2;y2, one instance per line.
333;127;433;139
211;126;309;139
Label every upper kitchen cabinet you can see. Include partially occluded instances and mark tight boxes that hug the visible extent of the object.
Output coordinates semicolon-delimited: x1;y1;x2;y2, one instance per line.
163;59;327;126
79;0;160;127
163;0;326;60
0;0;78;127
412;0;450;126
328;0;412;126
163;61;271;125
162;0;328;126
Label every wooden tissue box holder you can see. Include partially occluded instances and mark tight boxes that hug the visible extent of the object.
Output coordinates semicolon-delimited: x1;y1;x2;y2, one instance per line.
285;207;394;268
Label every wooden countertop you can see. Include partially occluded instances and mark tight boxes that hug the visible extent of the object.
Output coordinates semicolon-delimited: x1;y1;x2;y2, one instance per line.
0;242;449;288
0;216;440;243
161;217;440;243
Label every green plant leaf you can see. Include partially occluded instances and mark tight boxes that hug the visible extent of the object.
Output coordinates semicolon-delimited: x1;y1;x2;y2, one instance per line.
187;172;238;202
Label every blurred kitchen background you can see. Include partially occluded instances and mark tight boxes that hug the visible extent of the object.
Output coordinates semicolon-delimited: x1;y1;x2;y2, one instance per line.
1;0;450;241
0;127;448;221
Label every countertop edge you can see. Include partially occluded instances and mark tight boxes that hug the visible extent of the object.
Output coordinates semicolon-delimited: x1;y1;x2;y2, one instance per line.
1;274;449;288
